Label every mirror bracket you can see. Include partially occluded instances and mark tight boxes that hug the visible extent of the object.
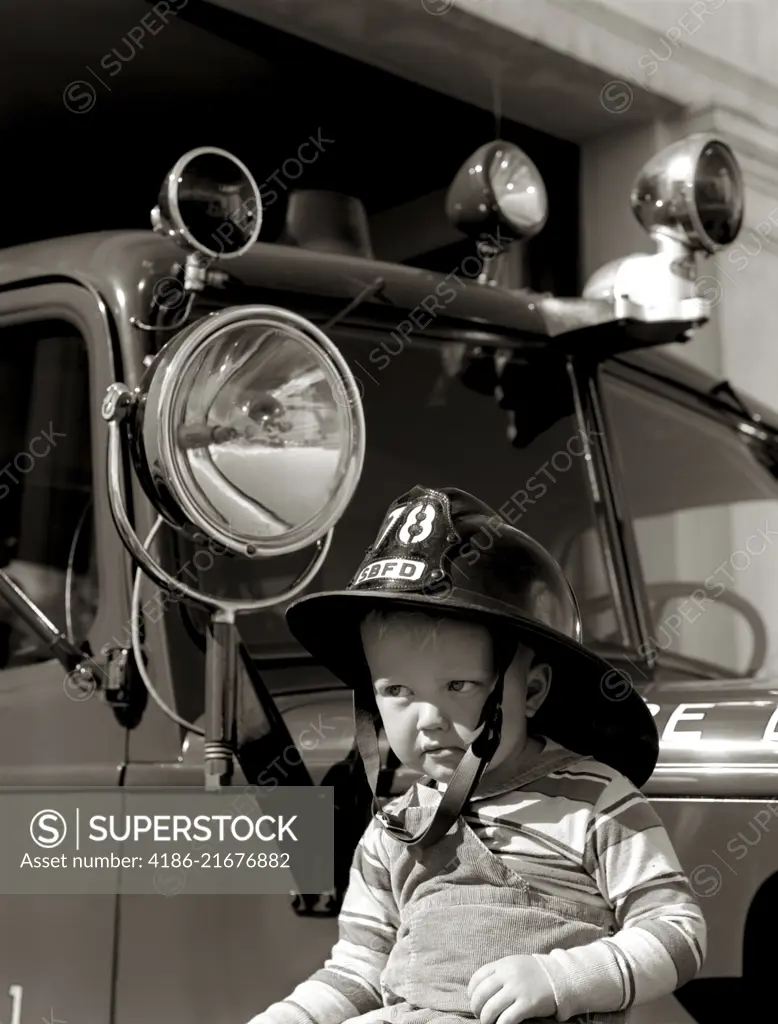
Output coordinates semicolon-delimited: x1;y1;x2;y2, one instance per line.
475;239;504;287
130;258;231;334
102;381;135;423
181;255;228;294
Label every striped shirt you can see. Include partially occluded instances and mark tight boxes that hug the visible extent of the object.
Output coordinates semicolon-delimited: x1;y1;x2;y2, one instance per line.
249;739;705;1023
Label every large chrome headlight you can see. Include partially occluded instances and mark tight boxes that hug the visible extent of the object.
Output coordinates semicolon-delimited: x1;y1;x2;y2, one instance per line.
631;134;743;254
128;306;365;558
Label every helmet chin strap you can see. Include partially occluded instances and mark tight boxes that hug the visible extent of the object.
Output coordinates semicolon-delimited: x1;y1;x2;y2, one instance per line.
354;634;518;850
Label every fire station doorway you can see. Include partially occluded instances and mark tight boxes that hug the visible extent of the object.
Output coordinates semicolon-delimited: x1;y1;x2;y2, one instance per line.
1;0;580;299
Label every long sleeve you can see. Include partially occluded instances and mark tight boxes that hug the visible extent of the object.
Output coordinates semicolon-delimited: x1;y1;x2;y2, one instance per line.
531;774;706;1020
247;816;398;1024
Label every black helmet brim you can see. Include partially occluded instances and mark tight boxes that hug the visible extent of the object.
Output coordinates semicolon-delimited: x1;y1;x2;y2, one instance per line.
286;587;658;789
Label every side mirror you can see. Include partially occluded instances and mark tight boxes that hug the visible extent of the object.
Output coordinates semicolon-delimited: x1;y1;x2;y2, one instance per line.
151;146;262;260
133;146;263;332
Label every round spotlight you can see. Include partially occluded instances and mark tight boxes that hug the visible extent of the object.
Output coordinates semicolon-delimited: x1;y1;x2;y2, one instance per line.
129;306;365;557
631;134;743;253
446;140;548;245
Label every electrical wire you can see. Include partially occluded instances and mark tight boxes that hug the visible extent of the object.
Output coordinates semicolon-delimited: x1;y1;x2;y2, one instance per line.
131;517;205;735
129;515;331;736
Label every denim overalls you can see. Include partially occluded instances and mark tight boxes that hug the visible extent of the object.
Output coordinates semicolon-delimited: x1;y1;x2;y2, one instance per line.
345;747;627;1024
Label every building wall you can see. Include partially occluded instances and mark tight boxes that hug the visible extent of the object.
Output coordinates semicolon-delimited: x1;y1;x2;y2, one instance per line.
595;0;778;91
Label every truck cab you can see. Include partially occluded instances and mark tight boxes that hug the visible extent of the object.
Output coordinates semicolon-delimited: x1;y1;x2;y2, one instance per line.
0;134;771;1024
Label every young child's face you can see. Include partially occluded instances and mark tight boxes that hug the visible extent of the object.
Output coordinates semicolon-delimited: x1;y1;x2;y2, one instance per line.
360;610;550;783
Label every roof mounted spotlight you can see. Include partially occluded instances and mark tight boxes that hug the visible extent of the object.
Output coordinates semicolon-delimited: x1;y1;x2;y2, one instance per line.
631;134;743;253
445;141;548;285
584;134;743;325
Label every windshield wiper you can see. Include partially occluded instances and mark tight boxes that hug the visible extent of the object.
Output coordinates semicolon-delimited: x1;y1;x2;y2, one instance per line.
709;379;762;423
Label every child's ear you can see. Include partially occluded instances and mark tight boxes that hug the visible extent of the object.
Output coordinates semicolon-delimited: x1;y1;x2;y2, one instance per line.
525;662;552;718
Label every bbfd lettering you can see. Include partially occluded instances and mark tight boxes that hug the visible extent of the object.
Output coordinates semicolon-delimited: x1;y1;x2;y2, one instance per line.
356;558;425;584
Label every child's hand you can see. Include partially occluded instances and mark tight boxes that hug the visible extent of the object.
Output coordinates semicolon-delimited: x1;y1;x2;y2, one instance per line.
468;955;557;1023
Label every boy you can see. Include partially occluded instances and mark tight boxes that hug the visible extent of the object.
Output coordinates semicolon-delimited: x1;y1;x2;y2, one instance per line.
249;485;704;1024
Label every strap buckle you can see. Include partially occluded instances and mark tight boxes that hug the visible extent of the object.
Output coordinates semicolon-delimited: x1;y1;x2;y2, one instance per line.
376;810;403;831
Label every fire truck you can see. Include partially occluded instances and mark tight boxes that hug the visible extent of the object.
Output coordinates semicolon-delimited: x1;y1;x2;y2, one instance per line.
0;135;772;1023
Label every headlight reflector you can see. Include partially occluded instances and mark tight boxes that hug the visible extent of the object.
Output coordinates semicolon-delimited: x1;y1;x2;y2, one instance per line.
132;306;365;557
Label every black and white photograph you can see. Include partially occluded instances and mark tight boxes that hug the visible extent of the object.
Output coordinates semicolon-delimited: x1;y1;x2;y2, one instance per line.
0;1;775;1022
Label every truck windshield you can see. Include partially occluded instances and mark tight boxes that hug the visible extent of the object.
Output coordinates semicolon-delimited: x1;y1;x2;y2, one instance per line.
175;331;620;662
603;372;778;679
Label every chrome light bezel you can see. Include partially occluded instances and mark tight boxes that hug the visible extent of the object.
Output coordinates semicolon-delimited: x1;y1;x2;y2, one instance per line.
154;146;263;260
132;305;365;558
631;133;744;254
445;140;549;245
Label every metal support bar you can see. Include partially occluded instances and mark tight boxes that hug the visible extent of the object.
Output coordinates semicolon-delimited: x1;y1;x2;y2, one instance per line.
204;609;238;790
